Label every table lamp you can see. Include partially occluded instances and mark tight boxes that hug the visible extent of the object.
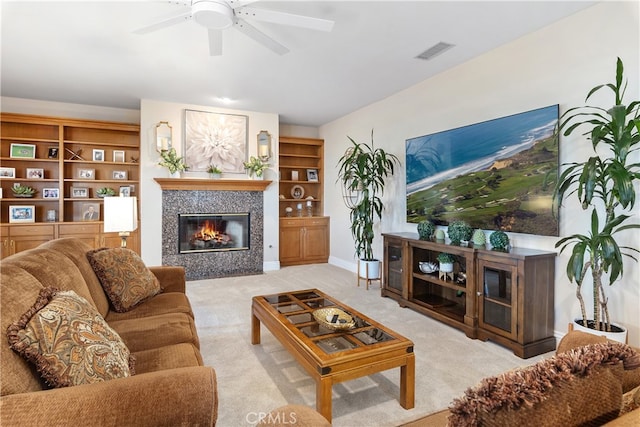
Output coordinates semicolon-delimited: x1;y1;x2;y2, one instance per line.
103;196;138;248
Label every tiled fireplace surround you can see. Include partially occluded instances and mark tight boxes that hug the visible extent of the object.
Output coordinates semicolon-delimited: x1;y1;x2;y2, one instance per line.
156;179;269;280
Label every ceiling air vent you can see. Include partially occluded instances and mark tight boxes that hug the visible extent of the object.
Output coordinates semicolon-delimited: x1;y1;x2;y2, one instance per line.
415;42;455;61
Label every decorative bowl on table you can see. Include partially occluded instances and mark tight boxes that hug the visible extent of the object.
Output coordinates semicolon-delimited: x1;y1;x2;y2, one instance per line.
313;307;355;331
418;261;438;274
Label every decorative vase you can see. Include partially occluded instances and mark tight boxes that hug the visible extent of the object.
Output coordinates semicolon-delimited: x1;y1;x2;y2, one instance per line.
209;173;221;180
170;171;181;178
572;319;627;344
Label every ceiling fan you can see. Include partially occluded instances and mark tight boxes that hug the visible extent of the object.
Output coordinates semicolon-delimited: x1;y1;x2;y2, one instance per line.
134;0;334;56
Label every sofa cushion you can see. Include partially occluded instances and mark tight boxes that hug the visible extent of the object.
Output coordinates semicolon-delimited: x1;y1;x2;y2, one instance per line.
133;343;203;373
0;264;47;396
109;312;200;352
87;247;161;313
39;238;111;317
448;341;638;427
105;292;194;322
7;287;134;388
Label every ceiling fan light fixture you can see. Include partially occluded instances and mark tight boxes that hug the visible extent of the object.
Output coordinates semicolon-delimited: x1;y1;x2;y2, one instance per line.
193;0;233;29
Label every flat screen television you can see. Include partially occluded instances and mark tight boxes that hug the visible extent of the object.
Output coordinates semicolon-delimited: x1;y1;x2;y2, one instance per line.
406;104;559;237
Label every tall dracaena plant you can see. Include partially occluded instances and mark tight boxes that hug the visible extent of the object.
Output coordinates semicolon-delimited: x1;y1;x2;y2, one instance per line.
553;57;640;332
337;131;400;261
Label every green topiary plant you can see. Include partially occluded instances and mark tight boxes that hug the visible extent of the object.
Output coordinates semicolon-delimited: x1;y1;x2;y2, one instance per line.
437;252;456;264
472;229;486;247
489;231;510;251
417;220;435;241
447;220;473;246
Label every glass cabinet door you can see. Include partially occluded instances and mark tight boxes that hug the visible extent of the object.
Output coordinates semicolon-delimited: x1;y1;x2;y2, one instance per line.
478;261;517;340
384;239;404;294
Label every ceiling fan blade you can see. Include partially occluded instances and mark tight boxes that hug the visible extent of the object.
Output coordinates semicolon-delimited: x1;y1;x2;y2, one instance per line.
133;10;193;34
208;28;223;56
235;6;334;32
233;19;289;55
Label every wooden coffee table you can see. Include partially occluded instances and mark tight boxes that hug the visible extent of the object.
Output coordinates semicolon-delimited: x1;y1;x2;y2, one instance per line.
251;289;415;422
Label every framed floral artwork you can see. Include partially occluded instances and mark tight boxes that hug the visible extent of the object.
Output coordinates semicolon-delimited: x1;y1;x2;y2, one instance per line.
184;109;247;174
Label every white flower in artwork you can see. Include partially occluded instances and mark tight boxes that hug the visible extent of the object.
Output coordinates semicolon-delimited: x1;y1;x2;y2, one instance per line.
185;111;247;173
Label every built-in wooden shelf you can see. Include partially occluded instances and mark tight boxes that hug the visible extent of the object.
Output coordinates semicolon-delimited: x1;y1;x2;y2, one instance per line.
154;178;272;192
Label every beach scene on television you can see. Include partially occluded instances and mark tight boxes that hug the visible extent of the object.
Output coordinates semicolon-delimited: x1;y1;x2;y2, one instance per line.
406;104;559;237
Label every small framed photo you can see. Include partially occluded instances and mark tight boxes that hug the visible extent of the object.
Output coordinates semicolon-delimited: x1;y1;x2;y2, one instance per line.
80;202;100;222
48;147;59;159
0;188;3;198
0;167;16;178
119;186;131;197
10;143;36;159
113;170;128;180
43;188;59;199
92;149;105;162
291;171;299;181
78;169;95;180
306;169;319;182
26;168;44;179
113;150;125;162
71;186;89;198
9;205;35;223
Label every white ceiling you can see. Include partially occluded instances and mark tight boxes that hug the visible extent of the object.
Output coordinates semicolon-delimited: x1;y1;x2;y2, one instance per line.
1;1;596;127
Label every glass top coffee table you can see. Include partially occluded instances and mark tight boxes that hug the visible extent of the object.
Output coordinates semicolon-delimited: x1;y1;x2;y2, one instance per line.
251;288;415;422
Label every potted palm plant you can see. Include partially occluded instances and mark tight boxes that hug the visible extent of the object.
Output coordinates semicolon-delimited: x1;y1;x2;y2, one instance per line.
553;57;639;342
337;130;400;279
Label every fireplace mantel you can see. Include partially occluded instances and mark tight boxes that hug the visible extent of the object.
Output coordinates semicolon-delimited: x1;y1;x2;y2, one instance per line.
154;178;272;192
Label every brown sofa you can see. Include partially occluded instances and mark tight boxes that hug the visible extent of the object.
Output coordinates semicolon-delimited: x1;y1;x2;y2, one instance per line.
0;238;218;426
400;330;640;426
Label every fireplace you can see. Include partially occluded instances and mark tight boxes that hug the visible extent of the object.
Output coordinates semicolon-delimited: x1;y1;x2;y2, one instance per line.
178;213;249;254
156;179;268;280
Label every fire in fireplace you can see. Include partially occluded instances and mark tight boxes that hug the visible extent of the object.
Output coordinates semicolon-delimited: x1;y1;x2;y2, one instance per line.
178;213;249;254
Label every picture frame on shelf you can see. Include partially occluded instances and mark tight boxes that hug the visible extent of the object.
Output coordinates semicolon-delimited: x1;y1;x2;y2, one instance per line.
119;186;131;197
79;202;100;222
113;150;125;162
9;205;35;223
78;168;95;180
291;184;305;199
0;167;16;178
291;171;299;181
43;188;59;199
0;188;3;198
113;170;127;180
306;169;319;182
26;168;44;179
92;149;105;162
48;147;59;159
71;186;89;198
10;143;36;159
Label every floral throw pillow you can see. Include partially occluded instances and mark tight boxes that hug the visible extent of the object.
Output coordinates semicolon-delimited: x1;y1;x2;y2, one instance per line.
7;287;134;388
87;247;161;312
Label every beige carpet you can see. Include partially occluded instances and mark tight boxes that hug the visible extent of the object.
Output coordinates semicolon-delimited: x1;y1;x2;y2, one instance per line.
187;264;552;426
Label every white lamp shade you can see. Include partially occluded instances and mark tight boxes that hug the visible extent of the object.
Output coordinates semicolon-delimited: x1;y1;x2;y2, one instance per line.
104;196;138;233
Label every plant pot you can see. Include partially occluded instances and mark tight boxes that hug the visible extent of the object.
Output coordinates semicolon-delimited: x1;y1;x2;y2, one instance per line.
170;171;181;178
439;262;454;273
572;318;627;344
209;173;221;180
358;259;380;279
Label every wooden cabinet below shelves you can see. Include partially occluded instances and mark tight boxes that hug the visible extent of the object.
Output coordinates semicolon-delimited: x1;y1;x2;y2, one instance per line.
382;232;556;358
280;217;329;266
0;224;55;259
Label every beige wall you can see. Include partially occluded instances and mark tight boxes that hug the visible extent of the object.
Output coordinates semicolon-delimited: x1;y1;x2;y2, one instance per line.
320;1;640;345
